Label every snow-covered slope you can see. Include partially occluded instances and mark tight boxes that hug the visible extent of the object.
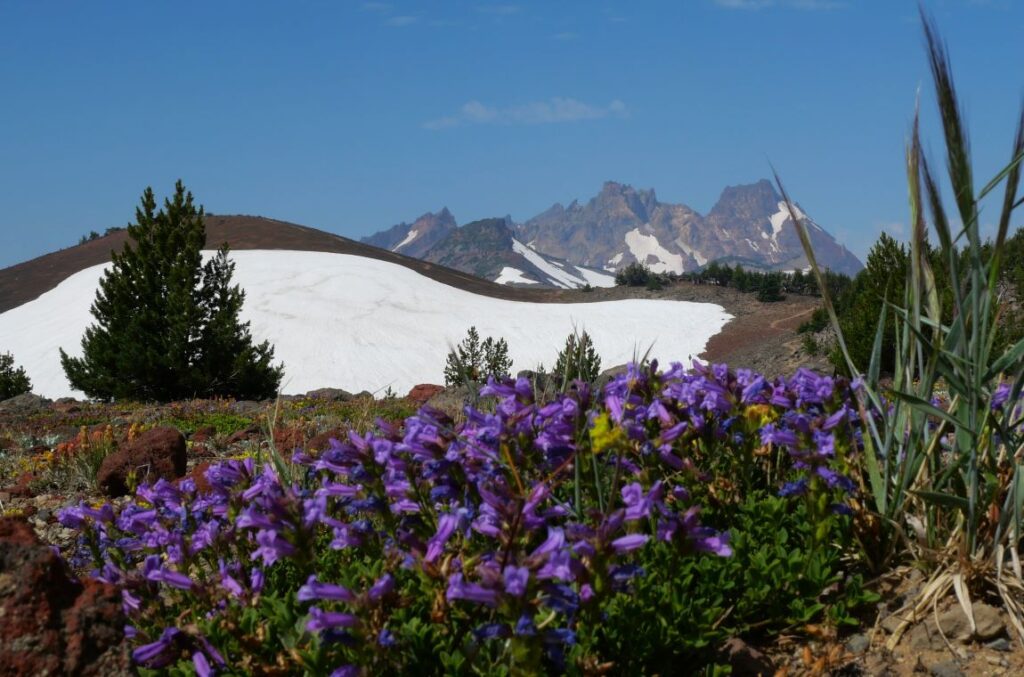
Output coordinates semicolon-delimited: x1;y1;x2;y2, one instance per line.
509;239;615;289
0;250;731;399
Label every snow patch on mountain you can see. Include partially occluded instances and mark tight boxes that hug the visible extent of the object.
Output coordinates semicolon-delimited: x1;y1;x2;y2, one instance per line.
624;229;684;274
0;250;730;398
511;239;614;289
676;239;707;267
494;267;538;285
392;228;419;252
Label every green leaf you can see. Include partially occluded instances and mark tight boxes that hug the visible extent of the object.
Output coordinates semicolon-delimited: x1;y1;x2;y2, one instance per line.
913;489;970;514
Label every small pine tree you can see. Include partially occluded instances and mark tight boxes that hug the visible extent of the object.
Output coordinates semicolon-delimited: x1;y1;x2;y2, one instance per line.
60;181;282;401
0;352;32;399
756;274;785;302
615;261;654;287
553;331;601;384
482;336;512;381
444;327;512;386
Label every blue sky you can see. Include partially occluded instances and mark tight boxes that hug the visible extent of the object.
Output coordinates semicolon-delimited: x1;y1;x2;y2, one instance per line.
1;0;1022;269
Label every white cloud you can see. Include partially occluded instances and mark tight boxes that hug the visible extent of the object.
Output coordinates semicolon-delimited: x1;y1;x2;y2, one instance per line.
552;31;579;41
477;4;521;15
423;98;628;130
714;0;846;9
385;15;418;26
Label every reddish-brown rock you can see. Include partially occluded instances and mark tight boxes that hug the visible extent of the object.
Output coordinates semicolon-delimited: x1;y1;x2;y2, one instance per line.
273;427;307;454
181;461;214;494
189;425;217;444
305;427;347;454
225;424;262;445
0;517;129;675
4;471;37;498
407;383;444;406
96;426;186;497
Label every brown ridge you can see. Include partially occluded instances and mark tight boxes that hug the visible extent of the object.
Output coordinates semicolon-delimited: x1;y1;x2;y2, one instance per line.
0;215;580;314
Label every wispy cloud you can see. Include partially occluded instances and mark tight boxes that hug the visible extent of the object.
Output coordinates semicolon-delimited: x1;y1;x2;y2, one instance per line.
385;15;418;26
424;98;628;130
477;4;521;15
551;31;579;41
360;2;390;12
714;0;846;9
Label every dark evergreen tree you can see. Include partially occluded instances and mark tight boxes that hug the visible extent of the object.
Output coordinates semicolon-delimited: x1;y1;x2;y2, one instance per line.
60;181;282;401
553;330;602;384
444;327;512;387
756;273;785;302
482;336;512;381
0;352;31;399
830;232;909;375
615;262;654;287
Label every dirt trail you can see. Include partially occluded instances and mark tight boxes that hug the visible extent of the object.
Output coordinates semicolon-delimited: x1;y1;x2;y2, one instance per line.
770;306;816;331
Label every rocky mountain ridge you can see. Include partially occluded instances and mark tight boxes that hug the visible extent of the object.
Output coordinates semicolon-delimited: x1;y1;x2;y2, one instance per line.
362;180;864;286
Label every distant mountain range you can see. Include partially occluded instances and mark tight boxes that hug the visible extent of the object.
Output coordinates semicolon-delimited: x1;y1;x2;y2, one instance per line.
361;179;864;287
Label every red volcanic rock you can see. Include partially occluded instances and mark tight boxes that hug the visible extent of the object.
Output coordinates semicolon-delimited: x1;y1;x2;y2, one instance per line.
225;424;262;445
189;425;217;444
273;427;307;454
182;461;214;494
0;517;129;675
306;428;347;454
4;471;37;498
407;384;444;406
97;426;186;497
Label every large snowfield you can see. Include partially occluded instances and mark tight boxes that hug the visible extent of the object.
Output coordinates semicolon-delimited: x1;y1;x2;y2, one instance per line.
0;250;732;399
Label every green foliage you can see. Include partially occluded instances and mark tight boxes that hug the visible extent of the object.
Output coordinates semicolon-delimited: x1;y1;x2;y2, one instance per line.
801;333;820;356
553;330;602;384
0;352;31;399
77;230;101;245
584;493;876;672
828;232;909;374
756;273;786;302
443;326;512;387
687;261;848;304
615;261;656;286
786;12;1024;577
60;181;283;402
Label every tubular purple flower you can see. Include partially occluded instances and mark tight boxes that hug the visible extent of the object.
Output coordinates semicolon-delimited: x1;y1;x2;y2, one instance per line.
250;567;265;593
193;651;212;677
307;607;361;632
536;548;574;581
368;573;395;602
446;573;498;606
329;667;360;677
503;565;529;597
254;529;295;566
132;626;180;666
298;575;355;603
530;527;566;559
611;533;649;554
425;513;459;563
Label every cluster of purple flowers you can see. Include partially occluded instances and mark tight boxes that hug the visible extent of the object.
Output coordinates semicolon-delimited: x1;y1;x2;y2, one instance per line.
59;359;861;673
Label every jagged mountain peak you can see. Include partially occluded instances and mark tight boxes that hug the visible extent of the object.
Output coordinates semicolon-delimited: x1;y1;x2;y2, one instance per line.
360;207;457;258
363;179;863;285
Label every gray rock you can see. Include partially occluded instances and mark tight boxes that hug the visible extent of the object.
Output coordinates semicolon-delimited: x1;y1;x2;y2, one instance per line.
929;659;964;677
846;633;870;654
0;393;51;415
229;400;265;414
909;621;946;651
303;388;354;402
986;637;1011;652
937;602;1005;641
